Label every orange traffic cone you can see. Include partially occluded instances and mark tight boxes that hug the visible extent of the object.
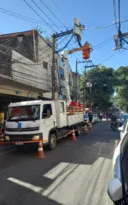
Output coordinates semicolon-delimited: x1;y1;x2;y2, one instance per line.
36;141;45;159
84;126;88;134
72;129;76;141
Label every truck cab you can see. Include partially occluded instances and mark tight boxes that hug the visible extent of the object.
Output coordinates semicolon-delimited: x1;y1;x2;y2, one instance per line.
5;100;57;147
5;100;84;149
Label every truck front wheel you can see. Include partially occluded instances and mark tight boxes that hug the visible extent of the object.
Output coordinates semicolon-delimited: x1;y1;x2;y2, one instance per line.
48;133;57;150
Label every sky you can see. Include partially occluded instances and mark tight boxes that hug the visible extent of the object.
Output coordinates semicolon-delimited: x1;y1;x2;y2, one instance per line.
0;0;128;73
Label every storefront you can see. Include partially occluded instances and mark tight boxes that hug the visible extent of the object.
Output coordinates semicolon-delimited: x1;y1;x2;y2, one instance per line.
0;85;38;114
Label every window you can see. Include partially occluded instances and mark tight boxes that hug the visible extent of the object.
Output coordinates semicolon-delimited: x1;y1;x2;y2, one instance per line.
60;102;65;113
123;121;127;132
43;61;48;69
60;74;65;80
59;67;65;80
42;104;52;119
7;105;40;121
126;122;128;132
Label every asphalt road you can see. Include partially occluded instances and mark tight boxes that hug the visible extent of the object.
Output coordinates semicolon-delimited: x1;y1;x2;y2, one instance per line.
0;121;119;205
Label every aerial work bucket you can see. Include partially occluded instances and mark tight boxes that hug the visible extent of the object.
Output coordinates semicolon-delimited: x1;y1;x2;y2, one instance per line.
82;42;92;59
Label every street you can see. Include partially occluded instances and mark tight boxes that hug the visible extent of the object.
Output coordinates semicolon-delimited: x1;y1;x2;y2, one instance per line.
0;121;119;205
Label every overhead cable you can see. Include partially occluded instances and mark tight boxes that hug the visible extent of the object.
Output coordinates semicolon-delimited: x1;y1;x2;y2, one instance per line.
113;0;118;31
57;34;74;52
30;0;60;31
23;0;55;32
0;7;66;28
40;0;67;29
85;16;128;30
118;0;121;34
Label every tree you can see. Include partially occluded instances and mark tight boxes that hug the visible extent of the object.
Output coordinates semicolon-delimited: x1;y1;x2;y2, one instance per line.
35;26;50;41
115;66;128;111
80;66;115;111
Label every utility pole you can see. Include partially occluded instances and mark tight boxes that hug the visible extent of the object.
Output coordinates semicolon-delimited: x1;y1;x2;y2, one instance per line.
83;63;97;113
83;66;86;113
52;36;56;100
76;60;78;105
75;60;92;110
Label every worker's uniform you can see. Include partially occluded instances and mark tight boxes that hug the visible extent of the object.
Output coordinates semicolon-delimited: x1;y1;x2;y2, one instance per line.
0;112;4;131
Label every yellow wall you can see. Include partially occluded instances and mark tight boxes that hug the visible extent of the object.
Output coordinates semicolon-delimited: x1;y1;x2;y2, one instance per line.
0;85;38;99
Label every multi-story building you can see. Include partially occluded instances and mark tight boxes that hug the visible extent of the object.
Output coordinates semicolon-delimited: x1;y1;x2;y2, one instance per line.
72;71;81;102
0;30;57;111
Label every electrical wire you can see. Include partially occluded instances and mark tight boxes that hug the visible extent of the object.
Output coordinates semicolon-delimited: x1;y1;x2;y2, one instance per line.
12;73;51;87
40;0;67;29
93;37;112;48
23;0;55;32
23;0;81;59
76;36;82;47
36;0;81;59
0;7;65;28
100;52;116;62
0;2;81;63
11;69;51;82
57;35;70;46
118;0;121;34
57;34;74;52
30;0;60;31
0;31;76;66
0;46;51;66
85;16;128;31
113;0;118;31
0;63;52;87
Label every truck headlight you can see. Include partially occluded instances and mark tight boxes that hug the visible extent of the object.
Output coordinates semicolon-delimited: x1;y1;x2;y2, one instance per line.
5;136;10;141
32;135;40;140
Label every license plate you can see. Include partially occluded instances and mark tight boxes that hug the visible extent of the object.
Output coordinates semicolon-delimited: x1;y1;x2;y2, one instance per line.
15;142;23;145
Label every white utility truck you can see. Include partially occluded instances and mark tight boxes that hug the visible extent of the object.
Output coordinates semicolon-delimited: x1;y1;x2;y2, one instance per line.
5;100;84;149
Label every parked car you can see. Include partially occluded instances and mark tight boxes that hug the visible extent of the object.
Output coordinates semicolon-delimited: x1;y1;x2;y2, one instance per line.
118;120;128;140
107;130;128;204
119;113;128;126
93;114;99;123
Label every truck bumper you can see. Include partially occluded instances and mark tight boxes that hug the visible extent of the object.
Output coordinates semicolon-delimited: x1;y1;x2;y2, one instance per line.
4;133;43;142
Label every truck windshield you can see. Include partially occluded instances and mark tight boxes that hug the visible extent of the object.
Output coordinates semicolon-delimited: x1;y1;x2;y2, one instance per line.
7;105;40;121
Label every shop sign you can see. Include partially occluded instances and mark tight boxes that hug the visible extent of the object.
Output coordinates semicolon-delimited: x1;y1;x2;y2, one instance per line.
15;90;22;95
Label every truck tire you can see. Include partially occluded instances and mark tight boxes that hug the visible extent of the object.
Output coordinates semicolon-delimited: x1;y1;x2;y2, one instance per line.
75;126;81;136
48;133;57;150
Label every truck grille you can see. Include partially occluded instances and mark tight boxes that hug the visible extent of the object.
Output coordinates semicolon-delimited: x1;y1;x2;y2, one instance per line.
6;127;39;132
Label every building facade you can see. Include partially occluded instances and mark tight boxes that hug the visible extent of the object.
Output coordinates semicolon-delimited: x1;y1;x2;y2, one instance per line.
0;30;54;111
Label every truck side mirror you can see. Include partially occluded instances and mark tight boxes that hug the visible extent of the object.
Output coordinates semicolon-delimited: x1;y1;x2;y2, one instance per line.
118;127;123;132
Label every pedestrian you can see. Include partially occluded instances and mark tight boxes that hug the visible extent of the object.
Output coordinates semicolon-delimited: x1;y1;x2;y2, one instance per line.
0;108;5;136
88;112;93;124
106;112;109;121
99;113;103;122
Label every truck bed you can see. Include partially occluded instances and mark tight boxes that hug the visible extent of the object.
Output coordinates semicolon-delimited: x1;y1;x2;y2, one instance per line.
67;113;84;126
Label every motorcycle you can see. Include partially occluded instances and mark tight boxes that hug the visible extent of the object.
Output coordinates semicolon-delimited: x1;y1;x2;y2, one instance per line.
111;121;117;131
